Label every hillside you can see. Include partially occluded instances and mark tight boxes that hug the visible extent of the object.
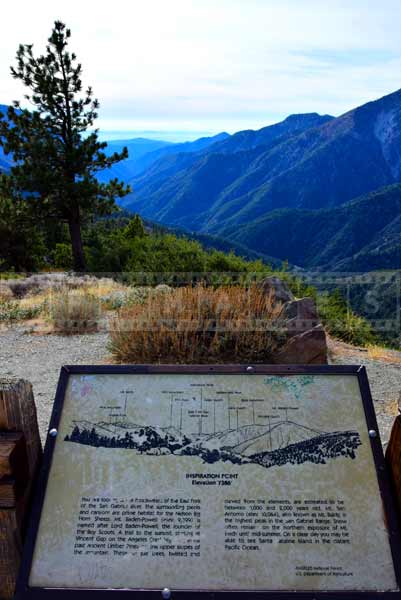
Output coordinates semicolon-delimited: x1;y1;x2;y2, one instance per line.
96;137;172;183
220;184;401;271
122;89;401;266
149;220;282;266
126;131;230;178
97;132;230;183
122;112;333;225
0;105;14;173
194;112;333;155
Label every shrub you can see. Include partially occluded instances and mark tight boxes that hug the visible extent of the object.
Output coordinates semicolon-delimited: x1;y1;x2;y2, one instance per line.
99;290;128;310
7;278;42;298
0;194;46;271
0;300;43;322
5;273;118;298
53;243;73;269
123;214;146;240
109;284;285;364
49;290;101;334
99;286;163;310
124;234;207;278
0;283;14;302
317;290;376;346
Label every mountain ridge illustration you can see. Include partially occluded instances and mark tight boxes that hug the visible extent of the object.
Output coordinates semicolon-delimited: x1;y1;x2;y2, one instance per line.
65;418;361;470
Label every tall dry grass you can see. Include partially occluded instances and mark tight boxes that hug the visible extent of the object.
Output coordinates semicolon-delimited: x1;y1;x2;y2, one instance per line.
367;344;401;364
109;284;285;363
0;274;128;331
50;290;101;334
4;273;124;299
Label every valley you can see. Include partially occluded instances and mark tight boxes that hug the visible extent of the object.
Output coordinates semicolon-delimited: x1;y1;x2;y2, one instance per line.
105;89;401;273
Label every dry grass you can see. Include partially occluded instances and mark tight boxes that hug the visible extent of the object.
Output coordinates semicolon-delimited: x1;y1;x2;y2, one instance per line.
367;344;401;364
0;285;14;302
3;273;124;299
0;275;128;332
382;398;399;417
19;293;49;310
109;284;285;364
367;345;388;360
84;281;126;298
49;290;101;334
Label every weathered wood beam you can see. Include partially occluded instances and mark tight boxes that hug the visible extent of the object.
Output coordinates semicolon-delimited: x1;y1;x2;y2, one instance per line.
0;433;28;481
0;510;21;599
0;478;17;509
0;379;41;479
0;378;42;600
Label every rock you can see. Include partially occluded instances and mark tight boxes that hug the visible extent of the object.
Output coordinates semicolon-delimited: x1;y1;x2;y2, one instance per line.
259;276;294;305
281;297;317;320
273;325;328;364
281;297;320;337
258;281;328;363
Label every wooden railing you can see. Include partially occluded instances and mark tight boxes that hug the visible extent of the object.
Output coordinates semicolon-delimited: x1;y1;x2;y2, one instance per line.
0;379;41;600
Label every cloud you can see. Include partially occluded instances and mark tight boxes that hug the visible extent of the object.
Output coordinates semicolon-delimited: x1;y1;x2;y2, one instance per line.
1;0;401;135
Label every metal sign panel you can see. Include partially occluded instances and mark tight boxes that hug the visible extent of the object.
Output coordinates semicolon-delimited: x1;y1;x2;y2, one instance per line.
16;365;401;599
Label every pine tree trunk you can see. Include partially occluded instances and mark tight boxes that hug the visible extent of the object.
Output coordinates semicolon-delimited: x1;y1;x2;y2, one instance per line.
68;217;86;272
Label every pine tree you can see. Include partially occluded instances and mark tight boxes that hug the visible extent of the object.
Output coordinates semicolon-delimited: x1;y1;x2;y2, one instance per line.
0;21;131;271
123;214;146;239
0;190;46;271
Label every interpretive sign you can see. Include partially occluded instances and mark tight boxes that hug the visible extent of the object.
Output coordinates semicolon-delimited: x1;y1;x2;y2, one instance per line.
17;365;401;598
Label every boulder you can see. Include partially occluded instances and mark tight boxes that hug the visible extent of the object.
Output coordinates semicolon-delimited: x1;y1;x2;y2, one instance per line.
273;325;328;365
281;296;317;320
259;277;328;364
260;276;294;305
281;297;320;336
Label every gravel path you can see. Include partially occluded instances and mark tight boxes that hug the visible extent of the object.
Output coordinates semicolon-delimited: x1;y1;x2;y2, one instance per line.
328;338;401;447
1;325;400;446
0;325;109;441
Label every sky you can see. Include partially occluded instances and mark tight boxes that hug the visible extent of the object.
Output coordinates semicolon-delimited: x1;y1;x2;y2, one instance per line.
1;0;401;141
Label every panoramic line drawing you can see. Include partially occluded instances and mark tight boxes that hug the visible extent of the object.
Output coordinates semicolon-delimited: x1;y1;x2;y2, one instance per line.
65;379;362;470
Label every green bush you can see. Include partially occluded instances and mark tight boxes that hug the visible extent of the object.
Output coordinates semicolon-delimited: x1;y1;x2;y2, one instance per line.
0;195;46;271
123;214;146;239
99;287;151;310
124;234;207;279
53;243;73;269
317;290;376;346
0;300;43;322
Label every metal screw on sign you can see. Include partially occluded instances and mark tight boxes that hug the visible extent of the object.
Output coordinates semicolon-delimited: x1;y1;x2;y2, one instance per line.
368;429;377;438
162;588;171;599
49;428;58;438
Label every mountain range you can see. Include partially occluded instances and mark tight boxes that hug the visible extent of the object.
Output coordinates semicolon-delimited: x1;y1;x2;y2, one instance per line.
222;184;401;271
97;131;229;183
0;105;14;173
2;89;401;272
120;88;401;271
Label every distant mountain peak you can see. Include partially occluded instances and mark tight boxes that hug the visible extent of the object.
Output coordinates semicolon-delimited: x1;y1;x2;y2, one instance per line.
283;112;333;123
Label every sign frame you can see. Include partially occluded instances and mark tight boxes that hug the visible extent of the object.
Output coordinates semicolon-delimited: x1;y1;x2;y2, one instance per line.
16;364;401;600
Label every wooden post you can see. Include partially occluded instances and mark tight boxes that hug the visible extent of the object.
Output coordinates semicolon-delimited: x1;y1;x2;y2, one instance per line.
0;378;42;600
385;414;401;521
